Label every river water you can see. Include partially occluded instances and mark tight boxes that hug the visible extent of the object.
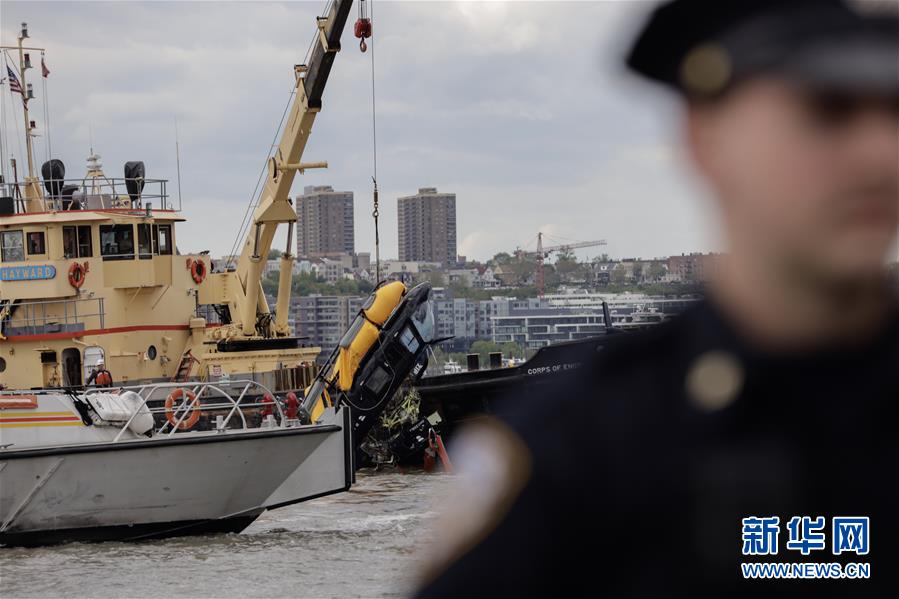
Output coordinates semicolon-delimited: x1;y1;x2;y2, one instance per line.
0;470;454;598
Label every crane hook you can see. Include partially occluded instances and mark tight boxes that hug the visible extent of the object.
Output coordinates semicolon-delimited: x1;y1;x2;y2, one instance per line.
355;0;372;54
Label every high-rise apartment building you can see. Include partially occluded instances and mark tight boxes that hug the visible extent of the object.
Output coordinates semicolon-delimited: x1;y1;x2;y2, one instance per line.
397;187;456;265
296;185;354;258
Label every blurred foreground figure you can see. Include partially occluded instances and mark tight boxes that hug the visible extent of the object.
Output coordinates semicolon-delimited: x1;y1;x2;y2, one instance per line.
416;1;898;596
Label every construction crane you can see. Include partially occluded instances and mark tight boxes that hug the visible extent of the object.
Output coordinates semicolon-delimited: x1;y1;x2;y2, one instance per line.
516;232;607;297
200;0;354;342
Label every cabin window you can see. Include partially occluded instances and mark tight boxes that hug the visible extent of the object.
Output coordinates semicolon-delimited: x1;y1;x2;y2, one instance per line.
65;226;93;258
63;227;77;259
137;224;152;259
0;230;24;262
78;226;93;257
26;231;46;255
100;224;135;260
155;224;173;255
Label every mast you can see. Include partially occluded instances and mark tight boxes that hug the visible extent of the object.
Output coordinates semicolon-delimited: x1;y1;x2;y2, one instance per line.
1;23;46;206
17;22;35;182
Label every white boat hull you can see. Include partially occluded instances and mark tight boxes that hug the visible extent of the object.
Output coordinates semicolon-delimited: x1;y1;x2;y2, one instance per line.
0;392;353;546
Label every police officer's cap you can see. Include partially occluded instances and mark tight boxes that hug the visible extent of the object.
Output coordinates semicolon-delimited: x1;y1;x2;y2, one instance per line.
626;0;899;98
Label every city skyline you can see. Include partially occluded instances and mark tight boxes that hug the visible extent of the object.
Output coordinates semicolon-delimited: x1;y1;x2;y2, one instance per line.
0;2;732;265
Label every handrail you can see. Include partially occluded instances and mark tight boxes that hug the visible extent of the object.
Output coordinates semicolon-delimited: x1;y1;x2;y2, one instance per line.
0;296;105;337
80;379;286;443
2;177;171;214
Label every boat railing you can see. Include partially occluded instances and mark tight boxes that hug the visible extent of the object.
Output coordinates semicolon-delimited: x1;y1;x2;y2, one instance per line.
2;177;174;214
82;380;291;443
0;296;105;338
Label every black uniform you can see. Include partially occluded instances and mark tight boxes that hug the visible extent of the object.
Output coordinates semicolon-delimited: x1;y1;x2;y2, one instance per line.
418;300;899;596
417;2;898;595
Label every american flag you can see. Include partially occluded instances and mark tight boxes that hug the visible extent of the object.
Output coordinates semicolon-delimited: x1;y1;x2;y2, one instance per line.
6;66;23;96
41;56;49;78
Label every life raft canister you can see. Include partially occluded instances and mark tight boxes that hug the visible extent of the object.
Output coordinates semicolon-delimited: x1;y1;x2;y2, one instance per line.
68;261;88;288
165;388;201;430
188;258;207;284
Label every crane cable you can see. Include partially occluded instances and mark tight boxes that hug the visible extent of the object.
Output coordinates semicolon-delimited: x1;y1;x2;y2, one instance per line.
364;0;381;286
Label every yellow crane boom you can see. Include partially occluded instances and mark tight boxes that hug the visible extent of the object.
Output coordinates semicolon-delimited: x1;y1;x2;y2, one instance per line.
202;0;354;338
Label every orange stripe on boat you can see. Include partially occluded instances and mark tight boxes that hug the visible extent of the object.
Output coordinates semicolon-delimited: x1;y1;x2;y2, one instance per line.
0;395;39;409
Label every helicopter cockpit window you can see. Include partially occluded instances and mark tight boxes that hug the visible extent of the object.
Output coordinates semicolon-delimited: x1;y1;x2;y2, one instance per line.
410;300;435;343
363;364;392;397
399;326;420;354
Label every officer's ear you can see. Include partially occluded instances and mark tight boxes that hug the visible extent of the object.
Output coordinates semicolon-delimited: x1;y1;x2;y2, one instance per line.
684;100;717;183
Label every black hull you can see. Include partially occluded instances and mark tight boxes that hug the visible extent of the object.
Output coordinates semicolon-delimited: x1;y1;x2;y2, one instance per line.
414;334;624;441
0;514;261;548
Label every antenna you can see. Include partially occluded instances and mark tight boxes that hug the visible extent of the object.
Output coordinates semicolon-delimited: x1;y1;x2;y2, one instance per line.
174;118;183;211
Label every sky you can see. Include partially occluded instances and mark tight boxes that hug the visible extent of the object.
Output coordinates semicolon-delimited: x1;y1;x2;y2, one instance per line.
0;0;723;262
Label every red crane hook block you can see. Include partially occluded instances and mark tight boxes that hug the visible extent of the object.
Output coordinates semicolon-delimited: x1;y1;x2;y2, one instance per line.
355;18;372;52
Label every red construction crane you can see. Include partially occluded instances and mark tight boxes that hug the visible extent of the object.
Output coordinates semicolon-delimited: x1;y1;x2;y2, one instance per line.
516;232;607;297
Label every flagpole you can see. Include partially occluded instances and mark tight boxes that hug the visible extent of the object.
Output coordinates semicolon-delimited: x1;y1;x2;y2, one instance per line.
16;24;36;182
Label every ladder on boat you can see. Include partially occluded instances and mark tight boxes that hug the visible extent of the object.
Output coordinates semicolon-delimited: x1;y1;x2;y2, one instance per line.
171;350;200;382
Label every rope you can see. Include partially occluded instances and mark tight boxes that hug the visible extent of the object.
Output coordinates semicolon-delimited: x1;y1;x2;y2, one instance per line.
224;86;296;270
367;0;381;285
41;51;51;161
0;63;7;184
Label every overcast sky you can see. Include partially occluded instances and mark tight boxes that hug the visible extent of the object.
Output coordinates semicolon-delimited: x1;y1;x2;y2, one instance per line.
1;1;723;262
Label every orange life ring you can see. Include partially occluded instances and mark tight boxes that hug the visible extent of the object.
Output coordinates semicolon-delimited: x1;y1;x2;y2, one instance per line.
165;388;201;430
68;262;88;288
190;259;207;284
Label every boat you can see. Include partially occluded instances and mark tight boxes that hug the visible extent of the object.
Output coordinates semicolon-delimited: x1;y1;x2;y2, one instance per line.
1;1;436;546
0;381;353;546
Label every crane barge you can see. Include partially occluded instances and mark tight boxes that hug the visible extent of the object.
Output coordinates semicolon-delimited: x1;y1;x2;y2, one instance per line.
0;1;437;546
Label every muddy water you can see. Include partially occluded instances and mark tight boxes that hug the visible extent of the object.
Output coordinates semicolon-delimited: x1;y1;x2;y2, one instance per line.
0;470;454;598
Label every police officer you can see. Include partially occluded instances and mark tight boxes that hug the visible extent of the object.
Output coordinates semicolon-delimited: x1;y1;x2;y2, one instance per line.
416;1;898;596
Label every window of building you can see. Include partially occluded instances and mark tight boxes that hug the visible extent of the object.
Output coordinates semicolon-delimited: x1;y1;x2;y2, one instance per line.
26;231;46;255
154;224;173;255
137;224;152;259
100;224;135;260
0;230;24;262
